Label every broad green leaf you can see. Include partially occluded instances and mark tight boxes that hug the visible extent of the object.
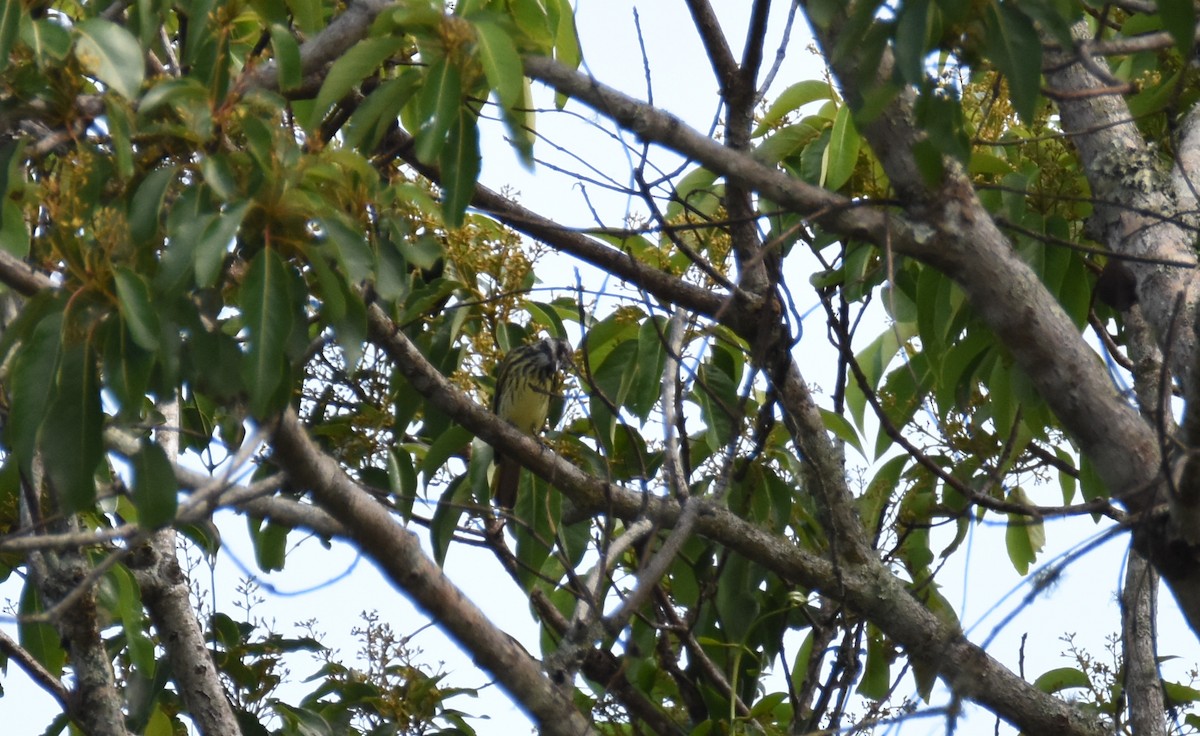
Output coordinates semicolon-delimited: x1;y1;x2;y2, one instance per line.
103;318;154;420
1004;487;1044;575
820;408;864;458
513;473;562;590
857;625;891;700
109;565;155;673
414;55;463;164
1164;680;1200;707
1160;0;1196;55
19;582;65;676
715;553;760;642
753;80;833;137
894;0;936;84
23;17;72;68
438;110;481;227
550;0;580;69
0;1;21;74
343;71;422;153
318;215;375;285
286;0;323;35
983;3;1042;123
74;19;145;100
42;342;104;512
1033;666;1090;694
195;201;250;287
474;19;522;109
114;267;161;351
7;309;63;473
250;518;288;572
308;36;408;132
858;454;908;535
668;167;721;219
389;446;418;521
429;474;471;566
420;424;474;482
269;23;302;91
823;105;860;191
128;166;177;244
240;248;295;418
132;440;178;529
630;316;668;421
509;0;554;50
105;97;135;180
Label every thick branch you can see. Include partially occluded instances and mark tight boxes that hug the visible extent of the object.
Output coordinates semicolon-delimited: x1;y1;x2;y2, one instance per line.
127;404;242;736
1121;547;1166;736
364;303;1110;736
270;409;599;736
520;54;1161;509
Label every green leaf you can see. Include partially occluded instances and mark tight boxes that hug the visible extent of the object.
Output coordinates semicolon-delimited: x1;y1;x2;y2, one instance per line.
388;446;418;521
128;166;177;244
550;0;580;69
414;55;463;164
1160;0;1196;55
857;625;891;700
308;35;408;132
42;342;104;512
754;79;835;137
7;308;63;473
1033;666;1090;694
103;316;155;420
513;473;562;590
240;248;295;418
195;202;250;287
0;1;21;74
114;267;161;351
894;0;936;84
250;518;288;572
23;17;72;68
474;19;522;109
430;475;471;566
820;408;864;458
286;0;324;34
668;167;721;219
132;440;178;529
74;18;145;100
269;23;302;91
822;104;860;191
439;110;481;227
343;71;422;153
1004;487;1044;575
420;424;474;482
19;581;65;676
109;565;155;673
983;3;1042;123
318;215;375;285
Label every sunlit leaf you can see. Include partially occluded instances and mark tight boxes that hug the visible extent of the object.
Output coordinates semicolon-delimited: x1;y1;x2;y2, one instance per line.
474;18;522;108
414;55;463;164
74;19;145;100
309;35;408;132
822;104;860;191
1004;487;1045;575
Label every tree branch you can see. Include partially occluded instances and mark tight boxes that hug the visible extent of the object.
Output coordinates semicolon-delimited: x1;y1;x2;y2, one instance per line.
270;408;600;736
363;301;1112;736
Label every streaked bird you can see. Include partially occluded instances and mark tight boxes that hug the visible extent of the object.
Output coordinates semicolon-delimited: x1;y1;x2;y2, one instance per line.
491;337;573;510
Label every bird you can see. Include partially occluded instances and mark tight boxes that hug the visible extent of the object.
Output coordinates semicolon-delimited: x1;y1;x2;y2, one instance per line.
490;336;573;510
